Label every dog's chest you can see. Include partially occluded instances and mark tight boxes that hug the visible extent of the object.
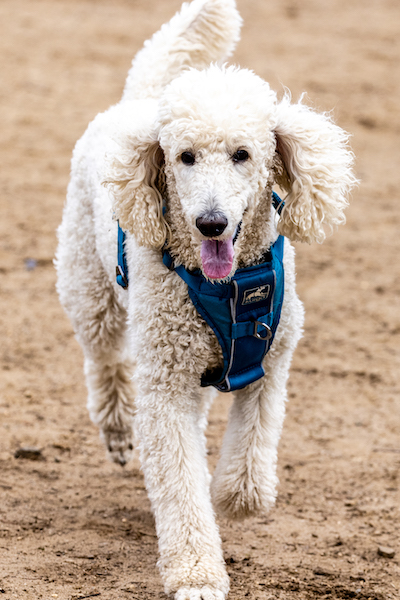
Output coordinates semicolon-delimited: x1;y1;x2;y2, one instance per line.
166;282;225;376
130;264;224;381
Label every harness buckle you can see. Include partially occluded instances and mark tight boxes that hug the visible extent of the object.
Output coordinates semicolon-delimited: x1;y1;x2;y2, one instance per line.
253;321;272;341
116;265;129;288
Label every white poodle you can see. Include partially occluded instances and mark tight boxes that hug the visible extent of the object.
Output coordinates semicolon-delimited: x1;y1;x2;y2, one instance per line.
56;1;356;598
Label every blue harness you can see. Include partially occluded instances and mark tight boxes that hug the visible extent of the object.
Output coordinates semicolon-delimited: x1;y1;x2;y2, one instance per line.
116;193;285;393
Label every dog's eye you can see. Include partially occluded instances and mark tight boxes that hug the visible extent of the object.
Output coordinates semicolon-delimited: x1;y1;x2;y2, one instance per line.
232;149;249;163
181;151;195;165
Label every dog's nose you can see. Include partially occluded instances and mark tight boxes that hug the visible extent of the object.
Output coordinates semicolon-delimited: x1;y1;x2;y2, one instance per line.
196;214;228;237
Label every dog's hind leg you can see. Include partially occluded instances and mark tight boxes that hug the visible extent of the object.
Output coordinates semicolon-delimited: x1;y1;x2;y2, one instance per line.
56;177;136;466
83;321;136;467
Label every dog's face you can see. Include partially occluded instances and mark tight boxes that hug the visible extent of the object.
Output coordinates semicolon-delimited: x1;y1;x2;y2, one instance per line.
158;66;278;279
108;65;355;277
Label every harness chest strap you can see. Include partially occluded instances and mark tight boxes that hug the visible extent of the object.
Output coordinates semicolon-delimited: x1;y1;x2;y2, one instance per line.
116;222;129;289
163;234;284;392
117;192;285;393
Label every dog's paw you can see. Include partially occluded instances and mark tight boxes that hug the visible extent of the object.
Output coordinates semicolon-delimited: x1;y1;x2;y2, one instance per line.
164;558;229;600
211;474;277;520
175;586;226;600
100;427;134;466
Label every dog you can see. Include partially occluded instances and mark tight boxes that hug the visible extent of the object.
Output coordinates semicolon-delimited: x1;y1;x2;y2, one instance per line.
56;1;356;597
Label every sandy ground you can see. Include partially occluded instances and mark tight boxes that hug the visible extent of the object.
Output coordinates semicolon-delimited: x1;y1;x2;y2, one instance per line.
1;0;399;598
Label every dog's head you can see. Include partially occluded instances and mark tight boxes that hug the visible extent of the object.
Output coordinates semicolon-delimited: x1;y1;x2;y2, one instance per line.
107;65;356;280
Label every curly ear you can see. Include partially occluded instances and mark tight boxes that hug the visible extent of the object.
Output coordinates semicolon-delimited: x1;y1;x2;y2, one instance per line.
273;94;357;244
105;124;168;249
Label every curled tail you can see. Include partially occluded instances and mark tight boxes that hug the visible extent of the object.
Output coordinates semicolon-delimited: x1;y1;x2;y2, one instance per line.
122;0;242;101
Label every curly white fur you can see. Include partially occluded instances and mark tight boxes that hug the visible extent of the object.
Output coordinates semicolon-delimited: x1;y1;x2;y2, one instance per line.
123;0;242;101
56;1;356;598
274;94;356;243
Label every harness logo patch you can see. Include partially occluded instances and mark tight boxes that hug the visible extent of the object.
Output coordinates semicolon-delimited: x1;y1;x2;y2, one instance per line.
242;284;271;305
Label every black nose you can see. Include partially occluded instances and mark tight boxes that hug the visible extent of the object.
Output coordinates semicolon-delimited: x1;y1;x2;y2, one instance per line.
196;214;228;237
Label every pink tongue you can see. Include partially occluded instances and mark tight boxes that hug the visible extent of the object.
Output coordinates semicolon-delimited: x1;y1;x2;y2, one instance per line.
201;238;234;279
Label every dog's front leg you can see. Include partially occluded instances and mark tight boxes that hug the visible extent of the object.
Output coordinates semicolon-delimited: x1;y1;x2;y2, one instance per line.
211;345;294;520
134;380;229;600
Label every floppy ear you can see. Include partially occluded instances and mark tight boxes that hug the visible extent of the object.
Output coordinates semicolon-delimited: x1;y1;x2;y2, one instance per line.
105;122;168;249
273;94;357;244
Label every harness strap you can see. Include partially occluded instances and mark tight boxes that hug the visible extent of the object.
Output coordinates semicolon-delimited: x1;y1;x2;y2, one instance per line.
116;222;129;288
272;190;285;215
231;313;273;339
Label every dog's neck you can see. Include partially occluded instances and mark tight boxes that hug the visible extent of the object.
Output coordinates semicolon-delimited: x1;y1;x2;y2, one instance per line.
235;185;278;269
163;173;278;273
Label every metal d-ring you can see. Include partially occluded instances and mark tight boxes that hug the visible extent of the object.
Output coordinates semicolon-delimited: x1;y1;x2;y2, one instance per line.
253;321;272;341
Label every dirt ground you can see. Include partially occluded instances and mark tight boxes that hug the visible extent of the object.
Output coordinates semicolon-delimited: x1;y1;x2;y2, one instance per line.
1;0;399;598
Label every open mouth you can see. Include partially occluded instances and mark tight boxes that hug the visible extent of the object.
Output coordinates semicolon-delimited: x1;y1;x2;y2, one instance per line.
200;223;241;280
